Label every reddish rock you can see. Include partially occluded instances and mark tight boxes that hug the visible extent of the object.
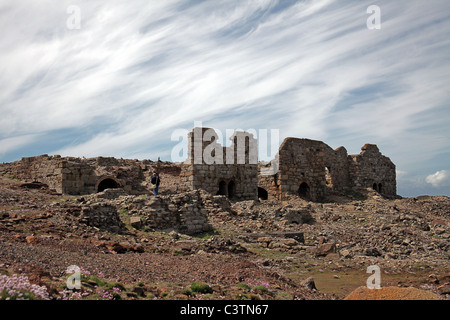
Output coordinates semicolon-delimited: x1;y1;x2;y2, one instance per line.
313;243;336;257
26;235;37;244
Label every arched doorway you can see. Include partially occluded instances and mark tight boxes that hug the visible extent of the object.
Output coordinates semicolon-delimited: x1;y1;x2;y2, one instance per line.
217;181;227;196
97;178;120;193
228;181;236;199
298;182;310;199
373;183;378;192
258;187;268;200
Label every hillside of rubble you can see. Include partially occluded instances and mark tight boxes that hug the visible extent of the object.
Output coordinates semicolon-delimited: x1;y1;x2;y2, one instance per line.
0;176;448;300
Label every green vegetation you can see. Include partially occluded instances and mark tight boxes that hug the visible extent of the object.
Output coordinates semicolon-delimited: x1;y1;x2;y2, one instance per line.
193;230;218;240
189;281;213;294
252;285;269;293
182;288;193;297
119;209;129;215
236;282;251;291
82;274;107;287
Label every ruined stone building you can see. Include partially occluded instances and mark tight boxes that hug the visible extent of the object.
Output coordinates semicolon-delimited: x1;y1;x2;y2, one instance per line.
0;155;152;195
178;127;258;201
0;127;396;202
257;138;396;201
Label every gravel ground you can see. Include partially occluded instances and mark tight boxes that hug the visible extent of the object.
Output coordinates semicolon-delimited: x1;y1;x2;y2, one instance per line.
0;177;448;300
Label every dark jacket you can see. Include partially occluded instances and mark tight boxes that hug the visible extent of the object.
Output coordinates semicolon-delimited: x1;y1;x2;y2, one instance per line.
151;175;160;186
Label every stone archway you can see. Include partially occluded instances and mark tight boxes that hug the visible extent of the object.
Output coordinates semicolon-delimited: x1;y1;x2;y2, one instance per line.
228;180;236;199
96;177;121;193
258;187;268;200
217;180;227;196
378;183;383;193
298;182;311;199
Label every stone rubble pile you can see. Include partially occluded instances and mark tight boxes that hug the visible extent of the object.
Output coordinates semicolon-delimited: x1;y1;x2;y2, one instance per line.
112;190;215;235
79;202;126;233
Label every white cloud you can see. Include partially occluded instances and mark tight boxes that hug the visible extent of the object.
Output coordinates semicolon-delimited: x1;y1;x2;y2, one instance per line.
0;135;40;157
0;0;449;196
426;170;450;187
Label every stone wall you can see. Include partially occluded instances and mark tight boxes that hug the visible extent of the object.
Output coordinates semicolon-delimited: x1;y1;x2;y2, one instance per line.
0;128;396;202
181;127;258;200
277;138;313;201
258;138;396;201
0;155;65;193
0;155;152;195
116;190;213;235
275;138;352;201
349;144;396;195
258;169;279;200
156;164;191;195
80;202;126;233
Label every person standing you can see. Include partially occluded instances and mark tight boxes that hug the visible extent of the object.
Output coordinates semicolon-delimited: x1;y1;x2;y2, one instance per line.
151;171;161;196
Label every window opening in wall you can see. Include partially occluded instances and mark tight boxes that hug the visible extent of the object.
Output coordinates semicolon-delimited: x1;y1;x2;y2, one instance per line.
325;167;333;186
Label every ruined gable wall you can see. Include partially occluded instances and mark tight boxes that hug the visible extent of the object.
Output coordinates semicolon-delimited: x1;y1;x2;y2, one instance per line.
258;162;280;200
349;144;396;195
278;138;329;201
323;146;351;194
183;128;258;200
276;138;353;201
261;139;397;200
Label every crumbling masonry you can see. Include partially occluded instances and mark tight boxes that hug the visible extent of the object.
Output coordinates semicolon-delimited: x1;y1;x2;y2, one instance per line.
258;138;396;201
0;127;396;202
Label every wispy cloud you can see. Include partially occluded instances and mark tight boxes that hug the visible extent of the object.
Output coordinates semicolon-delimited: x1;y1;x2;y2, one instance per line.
0;134;40;158
0;0;449;196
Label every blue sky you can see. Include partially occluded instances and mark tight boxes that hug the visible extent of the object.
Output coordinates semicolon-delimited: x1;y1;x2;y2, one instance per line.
0;0;449;197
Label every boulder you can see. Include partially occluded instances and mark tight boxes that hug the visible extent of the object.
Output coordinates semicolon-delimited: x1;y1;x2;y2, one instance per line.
364;247;382;257
282;207;314;225
280;238;297;247
130;217;142;229
312;243;336;257
26;235;37;244
339;248;353;259
132;286;146;297
106;242;132;254
301;277;317;291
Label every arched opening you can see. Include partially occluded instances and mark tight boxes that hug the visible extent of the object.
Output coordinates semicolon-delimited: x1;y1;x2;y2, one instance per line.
373;183;378;192
217;181;227;196
378;183;383;193
258;187;268;200
325;166;333;186
298;182;310;199
97;178;120;193
228;181;236;199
